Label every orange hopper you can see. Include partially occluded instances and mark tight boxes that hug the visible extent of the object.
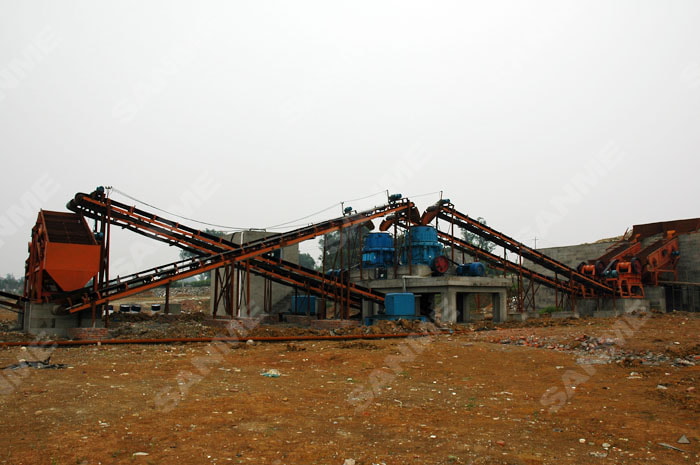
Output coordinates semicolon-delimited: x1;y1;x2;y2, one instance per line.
24;211;101;300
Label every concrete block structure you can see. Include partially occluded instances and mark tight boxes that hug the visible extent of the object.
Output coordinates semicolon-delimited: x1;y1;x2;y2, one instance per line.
21;303;104;338
356;271;510;323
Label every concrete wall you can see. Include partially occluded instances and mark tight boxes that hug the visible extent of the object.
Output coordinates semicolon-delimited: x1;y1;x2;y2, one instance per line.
666;283;700;312
525;242;611;310
677;234;700;283
535;242;612;271
209;230;299;317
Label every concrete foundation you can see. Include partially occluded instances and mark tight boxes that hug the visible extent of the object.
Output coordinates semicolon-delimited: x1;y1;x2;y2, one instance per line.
644;286;667;313
507;312;545;321
350;264;435;281
592;310;619;318
21;303;104;338
551;311;578;319
576;297;652;317
358;276;510;323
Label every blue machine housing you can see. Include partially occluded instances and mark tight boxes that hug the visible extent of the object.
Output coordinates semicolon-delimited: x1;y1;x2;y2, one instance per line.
456;262;486;277
365;292;427;325
290;295;316;315
384;292;415;316
362;232;395;269
401;226;444;266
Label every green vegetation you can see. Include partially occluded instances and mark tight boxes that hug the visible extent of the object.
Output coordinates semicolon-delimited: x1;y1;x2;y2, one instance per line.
317;225;371;271
0;273;23;294
177;229;227;283
539;305;563;315
461;217;496;254
299;252;316;269
178;229;227;261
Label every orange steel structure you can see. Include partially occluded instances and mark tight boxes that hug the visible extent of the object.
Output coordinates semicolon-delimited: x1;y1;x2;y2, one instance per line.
24;211;101;302
577;223;686;298
640;233;680;285
577;239;645;297
64;188;387;317
56;188;410;315
5;188;692;321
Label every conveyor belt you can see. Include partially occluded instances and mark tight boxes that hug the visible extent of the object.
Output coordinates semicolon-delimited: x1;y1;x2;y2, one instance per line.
436;230;574;293
70;192;384;303
0;291;26;313
596;241;635;264
435;205;614;294
395;216;576;294
65;191;386;308
62;191;408;313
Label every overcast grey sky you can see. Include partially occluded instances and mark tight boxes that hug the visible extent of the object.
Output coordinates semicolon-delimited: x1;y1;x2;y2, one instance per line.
1;1;699;277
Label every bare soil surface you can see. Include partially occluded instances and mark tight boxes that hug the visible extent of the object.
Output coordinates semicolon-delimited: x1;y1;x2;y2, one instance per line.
0;312;698;465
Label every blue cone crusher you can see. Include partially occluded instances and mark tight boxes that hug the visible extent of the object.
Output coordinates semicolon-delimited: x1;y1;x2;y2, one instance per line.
362;232;395;269
401;226;448;273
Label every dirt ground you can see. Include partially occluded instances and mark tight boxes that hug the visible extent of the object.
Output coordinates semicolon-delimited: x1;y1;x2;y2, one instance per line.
0;312;698;465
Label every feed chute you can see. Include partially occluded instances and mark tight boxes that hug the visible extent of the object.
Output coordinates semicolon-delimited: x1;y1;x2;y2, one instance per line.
24;211;101;301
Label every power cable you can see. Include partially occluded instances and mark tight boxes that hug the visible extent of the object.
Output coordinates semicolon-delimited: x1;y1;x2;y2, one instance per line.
263;190;388;229
263;202;342;229
111;188;250;231
404;190;443;201
111;187;391;233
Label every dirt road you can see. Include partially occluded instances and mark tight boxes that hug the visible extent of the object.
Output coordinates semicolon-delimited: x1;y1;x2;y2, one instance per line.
0;312;697;465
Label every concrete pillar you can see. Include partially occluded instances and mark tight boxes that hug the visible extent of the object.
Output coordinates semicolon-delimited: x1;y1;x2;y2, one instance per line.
644;286;667;313
493;291;507;323
441;290;458;323
362;299;374;319
577;299;596;317
460;293;470;322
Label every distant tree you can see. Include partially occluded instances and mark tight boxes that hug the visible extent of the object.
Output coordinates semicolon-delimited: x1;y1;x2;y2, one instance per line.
461;217;495;253
0;273;23;294
178;229;227;283
317;225;370;271
451;218;499;276
299;253;316;269
179;229;228;260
